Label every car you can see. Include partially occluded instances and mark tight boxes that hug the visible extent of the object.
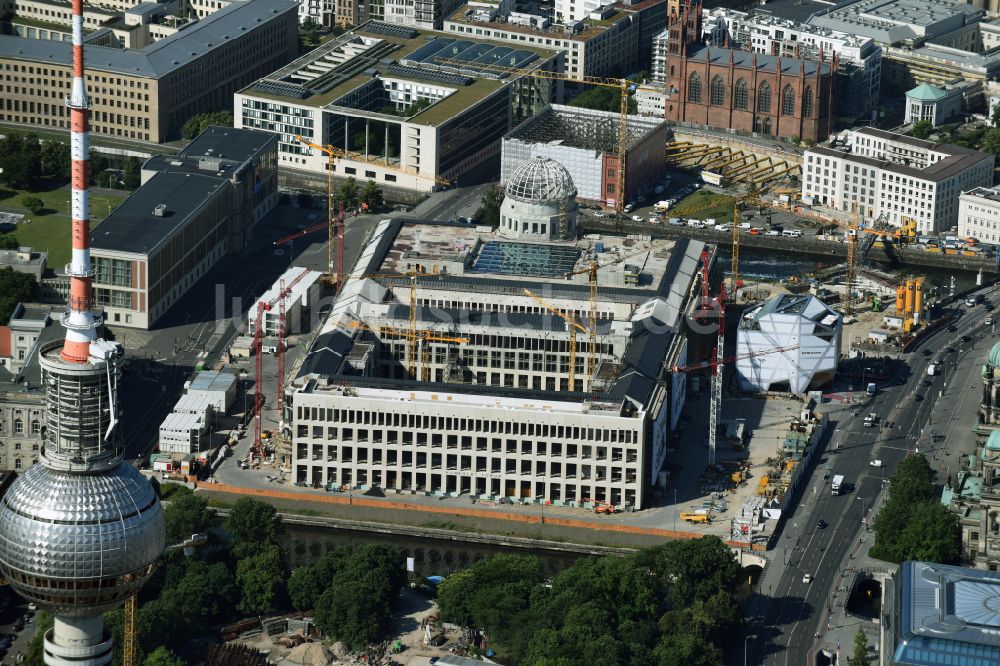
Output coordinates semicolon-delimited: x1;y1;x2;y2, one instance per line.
766;229;780;236
817;519;827;529
624;203;634;213
632;215;644;222
986;303;995;311
668;218;684;226
947;325;958;332
749;227;762;235
12;622;22;633
923;379;933;387
802;574;813;584
870;459;883;467
26;603;35;612
962;335;972;343
654;186;664;194
595;212;606;218
921;349;933;356
987;317;993;326
915;394;924;402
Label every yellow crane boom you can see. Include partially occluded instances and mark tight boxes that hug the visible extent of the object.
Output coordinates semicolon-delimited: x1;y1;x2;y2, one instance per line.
523;288;587;390
348;321;468;381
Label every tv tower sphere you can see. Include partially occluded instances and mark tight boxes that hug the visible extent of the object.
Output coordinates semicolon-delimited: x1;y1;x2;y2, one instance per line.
0;0;164;662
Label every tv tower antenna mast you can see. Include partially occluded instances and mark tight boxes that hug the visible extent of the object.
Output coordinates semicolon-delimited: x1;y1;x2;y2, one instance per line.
0;0;165;663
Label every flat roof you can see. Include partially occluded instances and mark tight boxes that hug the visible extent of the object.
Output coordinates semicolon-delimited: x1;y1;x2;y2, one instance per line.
91;172;228;256
505;103;667;154
240;20;557;127
753;0;848;24
0;0;297;78
145;126;276;177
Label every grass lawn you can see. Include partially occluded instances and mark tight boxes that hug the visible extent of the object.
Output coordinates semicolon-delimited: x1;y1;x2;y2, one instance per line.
0;184;124;269
670;190;737;221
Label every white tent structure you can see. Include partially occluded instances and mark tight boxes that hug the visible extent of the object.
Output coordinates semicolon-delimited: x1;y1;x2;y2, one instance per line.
736;294;842;394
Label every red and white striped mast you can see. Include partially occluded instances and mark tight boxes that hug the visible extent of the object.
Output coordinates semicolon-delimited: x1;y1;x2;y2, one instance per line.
62;0;97;364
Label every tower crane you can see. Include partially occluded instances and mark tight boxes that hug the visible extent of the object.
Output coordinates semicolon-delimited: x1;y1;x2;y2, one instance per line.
294;136;450;286
826;207;909;316
564;239;674;376
523;289;589;391
432;57;662;221
672;344;801;373
352;271;438;378
348;321;468;380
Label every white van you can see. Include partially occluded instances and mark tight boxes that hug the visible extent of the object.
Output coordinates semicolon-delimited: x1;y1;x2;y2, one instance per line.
739;222;752;230
687;219;703;228
782;229;802;237
654;201;671;212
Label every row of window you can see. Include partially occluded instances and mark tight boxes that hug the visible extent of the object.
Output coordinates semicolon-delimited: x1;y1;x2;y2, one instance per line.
688;74;814;117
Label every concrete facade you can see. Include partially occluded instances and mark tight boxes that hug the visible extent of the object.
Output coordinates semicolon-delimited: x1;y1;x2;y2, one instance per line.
959;186;1000;245
801;127;994;233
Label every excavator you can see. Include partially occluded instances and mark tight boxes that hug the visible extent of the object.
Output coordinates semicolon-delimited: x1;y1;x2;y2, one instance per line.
583;497;617;515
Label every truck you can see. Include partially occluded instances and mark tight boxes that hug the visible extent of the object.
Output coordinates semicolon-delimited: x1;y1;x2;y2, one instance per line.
866;382;877;396
864;412;877;428
831;475;844;495
927;364;937;376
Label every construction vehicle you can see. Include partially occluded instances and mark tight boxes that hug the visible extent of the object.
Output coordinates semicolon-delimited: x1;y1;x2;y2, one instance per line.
432;58;662;221
523;288;589;391
583;497;617;515
680;512;710;524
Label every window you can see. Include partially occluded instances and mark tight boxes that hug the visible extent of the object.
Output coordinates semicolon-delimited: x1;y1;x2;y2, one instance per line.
757;82;771;113
688;73;702;104
734;79;748;110
782;85;795;115
710;75;724;106
802;86;813;117
13;419;22;434
30;421;39;435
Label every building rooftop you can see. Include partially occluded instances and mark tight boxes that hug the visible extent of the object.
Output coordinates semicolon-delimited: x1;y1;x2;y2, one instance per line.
808;128;992;182
188;370;237;393
808;0;981;45
0;0;298;78
0;247;45;269
907;82;949;101
91;172;229;255
894;561;1000;665
685;43;833;76
239;20;557;127
752;0;849;25
446;0;663;43
504;103;667;155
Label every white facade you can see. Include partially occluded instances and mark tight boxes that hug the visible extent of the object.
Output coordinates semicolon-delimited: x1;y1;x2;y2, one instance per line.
248;266;324;337
904;83;964;127
801;127;994;233
554;0;603;23
959;186;1000;245
736;294;842;395
159;412;207;454
185;370;238;413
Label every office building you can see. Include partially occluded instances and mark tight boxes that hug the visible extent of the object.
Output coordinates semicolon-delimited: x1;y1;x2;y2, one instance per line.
692;8;882;123
501;104;668;207
382;0;463;29
444;0;666;80
735;294;841;394
287;169;710;510
0;0;299;143
658;4;836;142
886;561;1000;664
960;186;1000;245
90;127;279;329
0;247;46;281
801;127;994;233
235;21;562;192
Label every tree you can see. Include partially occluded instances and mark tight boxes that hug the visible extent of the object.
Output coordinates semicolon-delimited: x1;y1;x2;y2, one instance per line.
0;268;39;325
852;628;868;665
894;501;959;564
0;235;18;250
992;103;1000;128
163;489;213;544
910;120;933;140
301;16;321;47
22;611;54;666
471;184;503;227
224;497;283;559
0;132;42;189
982;128;1000;157
40;140;71;181
644;537;742;608
288;565;321;611
314;570;395;649
235;544;288;616
143;647;185;666
20;195;44;214
123;156;142;190
181;111;234;140
360;180;384;212
337;177;359;210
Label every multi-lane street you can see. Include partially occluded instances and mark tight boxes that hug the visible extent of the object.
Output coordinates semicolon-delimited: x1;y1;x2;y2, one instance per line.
751;286;997;666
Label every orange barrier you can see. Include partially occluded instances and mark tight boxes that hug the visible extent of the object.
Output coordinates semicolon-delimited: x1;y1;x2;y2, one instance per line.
196;481;761;550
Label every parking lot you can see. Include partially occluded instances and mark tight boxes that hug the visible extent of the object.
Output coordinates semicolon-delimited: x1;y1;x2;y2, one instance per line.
0;590;39;665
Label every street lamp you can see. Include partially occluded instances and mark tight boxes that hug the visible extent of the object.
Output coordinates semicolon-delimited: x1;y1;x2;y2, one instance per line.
744;634;756;666
672;488;678;533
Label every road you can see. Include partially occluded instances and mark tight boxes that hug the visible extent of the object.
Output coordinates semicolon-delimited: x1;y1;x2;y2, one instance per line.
751;287;997;666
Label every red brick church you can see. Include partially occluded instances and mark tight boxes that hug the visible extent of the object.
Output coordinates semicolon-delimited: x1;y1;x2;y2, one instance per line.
662;3;835;142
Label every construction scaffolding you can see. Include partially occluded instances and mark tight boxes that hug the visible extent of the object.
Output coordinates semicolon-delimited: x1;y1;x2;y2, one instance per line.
507;105;661;153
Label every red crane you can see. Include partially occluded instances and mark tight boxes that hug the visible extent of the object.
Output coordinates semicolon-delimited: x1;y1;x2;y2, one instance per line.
273;223;327;247
672;343;800;373
272;203;346;287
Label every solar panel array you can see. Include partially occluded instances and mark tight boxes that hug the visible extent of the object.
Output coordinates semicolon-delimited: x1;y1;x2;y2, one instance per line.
382;64;474;87
471;241;580;277
364;21;419;39
400;37;538;78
